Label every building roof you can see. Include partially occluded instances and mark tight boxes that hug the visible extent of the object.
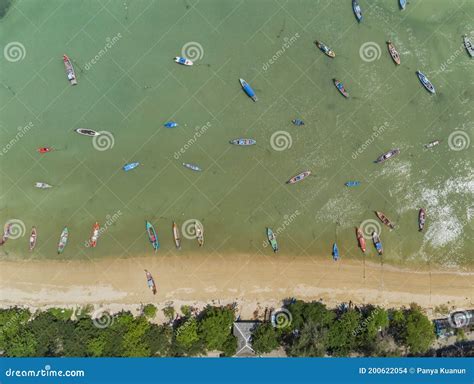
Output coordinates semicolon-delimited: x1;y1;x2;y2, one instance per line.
233;321;259;357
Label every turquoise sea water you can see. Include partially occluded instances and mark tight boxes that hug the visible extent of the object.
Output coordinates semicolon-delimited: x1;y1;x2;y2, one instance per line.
0;0;472;267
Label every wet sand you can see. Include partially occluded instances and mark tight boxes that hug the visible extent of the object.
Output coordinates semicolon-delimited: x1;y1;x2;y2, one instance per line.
1;254;472;320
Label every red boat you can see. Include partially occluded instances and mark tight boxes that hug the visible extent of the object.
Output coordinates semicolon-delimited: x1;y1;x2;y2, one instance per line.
37;147;53;154
355;227;366;253
89;222;100;248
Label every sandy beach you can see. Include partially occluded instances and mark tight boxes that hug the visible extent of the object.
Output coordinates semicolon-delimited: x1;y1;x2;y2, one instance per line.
1;254;472;321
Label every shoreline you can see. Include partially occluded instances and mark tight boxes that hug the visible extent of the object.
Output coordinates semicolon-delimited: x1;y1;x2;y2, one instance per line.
1;254;472;321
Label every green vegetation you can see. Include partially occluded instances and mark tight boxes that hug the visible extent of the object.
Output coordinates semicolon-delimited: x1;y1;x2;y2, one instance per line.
0;301;443;357
142;304;157;319
252;323;279;355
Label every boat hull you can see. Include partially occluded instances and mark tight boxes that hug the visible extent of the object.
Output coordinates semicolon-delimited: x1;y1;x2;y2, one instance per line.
29;227;37;251
195;221;204;246
418;208;426;232
145;221;159;251
239;78;257;102
266;228;278;252
89;222;100;248
57;227;69;254
387;41;401;65
173;222;181;249
416;71;435;94
287;171;311;184
356;228;366;253
230;138;256;146
63;55;77;85
375;149;400;163
75;128;100;137
333;79;349;98
375;211;395;229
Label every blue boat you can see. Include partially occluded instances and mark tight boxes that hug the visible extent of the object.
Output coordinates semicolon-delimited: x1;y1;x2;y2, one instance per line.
229;138;256;146
183;162;202;172
164;121;178;128
123;162;139;172
372;232;383;255
352;0;362;22
332;243;339;261
239;78;257;102
345;181;360;187
292;119;305;126
416;71;435;94
399;0;407;10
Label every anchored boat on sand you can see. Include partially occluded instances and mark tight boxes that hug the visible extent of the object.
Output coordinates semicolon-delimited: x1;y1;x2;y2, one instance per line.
144;269;157;295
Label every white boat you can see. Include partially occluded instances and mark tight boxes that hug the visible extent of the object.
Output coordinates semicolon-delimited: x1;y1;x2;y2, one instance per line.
35;182;52;189
174;57;193;66
463;34;474;57
75;128;100;137
195;221;204;246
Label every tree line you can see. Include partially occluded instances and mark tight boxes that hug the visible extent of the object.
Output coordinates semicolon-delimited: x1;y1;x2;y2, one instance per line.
0;301;444;357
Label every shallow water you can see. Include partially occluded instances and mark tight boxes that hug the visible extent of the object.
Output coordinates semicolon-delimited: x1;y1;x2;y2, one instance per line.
0;0;472;267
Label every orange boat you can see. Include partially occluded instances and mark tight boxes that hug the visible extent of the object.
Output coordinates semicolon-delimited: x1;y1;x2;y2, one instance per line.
375;211;395;229
89;222;100;247
355;227;366;253
386;41;401;65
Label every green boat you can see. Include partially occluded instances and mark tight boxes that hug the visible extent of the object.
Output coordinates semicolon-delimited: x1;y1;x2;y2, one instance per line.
266;227;278;253
57;227;69;254
145;220;159;251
